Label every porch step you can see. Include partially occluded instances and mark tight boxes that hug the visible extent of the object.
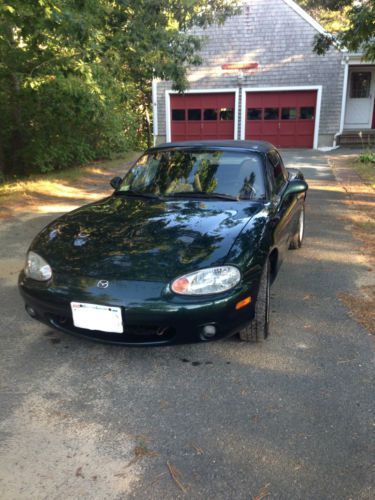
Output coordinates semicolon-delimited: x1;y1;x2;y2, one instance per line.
338;130;375;146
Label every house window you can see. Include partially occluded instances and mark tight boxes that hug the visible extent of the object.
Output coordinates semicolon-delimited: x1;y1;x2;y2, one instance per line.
219;108;234;120
281;107;297;120
300;107;314;120
188;109;201;121
350;72;371;98
247;108;262;120
204;109;218;120
172;109;185;121
264;108;279;120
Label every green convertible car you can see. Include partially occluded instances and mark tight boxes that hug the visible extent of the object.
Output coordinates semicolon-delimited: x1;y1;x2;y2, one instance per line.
19;141;308;345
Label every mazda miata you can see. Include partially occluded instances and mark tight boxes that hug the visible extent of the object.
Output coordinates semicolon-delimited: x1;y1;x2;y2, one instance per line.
19;141;308;345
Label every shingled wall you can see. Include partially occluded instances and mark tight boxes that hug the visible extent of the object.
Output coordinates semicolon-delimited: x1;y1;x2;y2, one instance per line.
155;0;344;148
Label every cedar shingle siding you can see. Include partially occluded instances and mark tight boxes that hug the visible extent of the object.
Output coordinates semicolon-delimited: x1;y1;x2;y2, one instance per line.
155;0;344;148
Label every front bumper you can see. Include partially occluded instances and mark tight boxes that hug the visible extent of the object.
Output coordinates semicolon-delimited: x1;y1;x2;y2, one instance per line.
18;272;260;345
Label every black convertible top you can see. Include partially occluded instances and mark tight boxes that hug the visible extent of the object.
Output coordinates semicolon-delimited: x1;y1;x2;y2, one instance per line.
149;140;274;154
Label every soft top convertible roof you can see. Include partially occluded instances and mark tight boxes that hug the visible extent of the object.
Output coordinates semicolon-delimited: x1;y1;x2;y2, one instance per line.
149;140;274;154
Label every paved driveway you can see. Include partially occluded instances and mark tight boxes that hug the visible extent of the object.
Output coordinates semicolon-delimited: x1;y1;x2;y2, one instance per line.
0;151;373;499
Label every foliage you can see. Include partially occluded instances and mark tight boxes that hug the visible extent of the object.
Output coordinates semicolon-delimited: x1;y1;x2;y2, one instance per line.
0;0;239;176
359;151;375;164
297;0;375;61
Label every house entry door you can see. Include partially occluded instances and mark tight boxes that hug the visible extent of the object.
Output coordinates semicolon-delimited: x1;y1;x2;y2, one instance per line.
344;70;375;129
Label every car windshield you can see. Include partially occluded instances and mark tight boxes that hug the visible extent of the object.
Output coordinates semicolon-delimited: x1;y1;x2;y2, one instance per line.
118;149;266;200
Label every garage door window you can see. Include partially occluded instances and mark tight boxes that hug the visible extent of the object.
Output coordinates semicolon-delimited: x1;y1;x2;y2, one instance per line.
204;109;218;120
220;108;234;120
264;108;279;120
188;109;201;120
281;108;297;120
300;107;314;119
247;108;262;120
172;109;185;121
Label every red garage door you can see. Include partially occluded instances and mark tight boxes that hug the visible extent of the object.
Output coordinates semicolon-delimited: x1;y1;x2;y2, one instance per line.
245;90;317;148
170;93;235;141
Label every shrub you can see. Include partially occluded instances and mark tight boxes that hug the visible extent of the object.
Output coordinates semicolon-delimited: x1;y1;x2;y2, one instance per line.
359;151;375;164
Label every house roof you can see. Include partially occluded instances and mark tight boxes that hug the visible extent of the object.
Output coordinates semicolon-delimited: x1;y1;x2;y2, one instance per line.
281;0;326;35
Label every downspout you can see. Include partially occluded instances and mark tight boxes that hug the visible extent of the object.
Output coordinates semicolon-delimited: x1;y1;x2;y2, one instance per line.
334;57;349;147
152;78;158;146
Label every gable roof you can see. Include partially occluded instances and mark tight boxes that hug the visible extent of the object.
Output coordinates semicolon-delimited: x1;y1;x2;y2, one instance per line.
282;0;326;35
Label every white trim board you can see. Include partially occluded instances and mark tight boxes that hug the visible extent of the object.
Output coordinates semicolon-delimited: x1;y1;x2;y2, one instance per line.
165;88;239;142
240;86;323;150
282;0;326;35
152;78;158;142
337;62;349;142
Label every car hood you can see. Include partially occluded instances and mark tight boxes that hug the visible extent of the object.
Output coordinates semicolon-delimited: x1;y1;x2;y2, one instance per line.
32;195;264;282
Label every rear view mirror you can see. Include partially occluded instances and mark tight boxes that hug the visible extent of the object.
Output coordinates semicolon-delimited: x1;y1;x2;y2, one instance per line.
283;179;308;199
110;176;122;190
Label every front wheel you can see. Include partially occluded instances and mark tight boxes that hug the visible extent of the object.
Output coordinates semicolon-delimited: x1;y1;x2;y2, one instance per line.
239;259;270;342
289;204;305;250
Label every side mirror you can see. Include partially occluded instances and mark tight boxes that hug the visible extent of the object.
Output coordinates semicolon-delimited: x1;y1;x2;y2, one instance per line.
110;176;122;190
283;179;308;199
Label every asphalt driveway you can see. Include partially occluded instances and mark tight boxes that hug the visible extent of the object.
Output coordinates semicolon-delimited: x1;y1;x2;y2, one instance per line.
0;151;374;499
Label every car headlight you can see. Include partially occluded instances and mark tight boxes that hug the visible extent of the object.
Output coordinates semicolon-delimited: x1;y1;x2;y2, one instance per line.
24;251;52;281
171;266;241;295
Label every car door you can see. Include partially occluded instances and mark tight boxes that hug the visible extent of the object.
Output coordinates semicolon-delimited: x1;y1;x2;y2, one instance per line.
266;150;297;257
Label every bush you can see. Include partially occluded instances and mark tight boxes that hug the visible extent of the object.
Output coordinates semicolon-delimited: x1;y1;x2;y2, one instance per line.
0;71;146;175
359;151;375;164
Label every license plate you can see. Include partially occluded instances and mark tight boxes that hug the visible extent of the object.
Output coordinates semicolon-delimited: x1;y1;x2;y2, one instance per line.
71;302;123;333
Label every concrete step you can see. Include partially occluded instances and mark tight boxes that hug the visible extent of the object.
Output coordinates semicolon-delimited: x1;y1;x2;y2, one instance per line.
338;130;375;146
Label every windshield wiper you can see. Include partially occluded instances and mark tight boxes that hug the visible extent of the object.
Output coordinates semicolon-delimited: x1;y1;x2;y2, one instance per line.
165;191;238;201
115;190;159;200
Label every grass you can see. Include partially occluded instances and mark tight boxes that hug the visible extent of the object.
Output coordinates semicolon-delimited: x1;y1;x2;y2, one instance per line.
0;152;139;198
353;155;375;190
0;152;139;219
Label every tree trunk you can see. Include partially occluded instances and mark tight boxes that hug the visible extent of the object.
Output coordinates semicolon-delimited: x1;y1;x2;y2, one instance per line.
9;73;25;175
0;128;6;176
141;91;152;148
144;103;152;148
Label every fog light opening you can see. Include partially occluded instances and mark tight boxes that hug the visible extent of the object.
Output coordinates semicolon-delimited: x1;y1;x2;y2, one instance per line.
25;305;37;318
200;324;217;340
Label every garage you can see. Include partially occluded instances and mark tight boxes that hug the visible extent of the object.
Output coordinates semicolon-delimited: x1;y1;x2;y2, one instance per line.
244;90;318;148
169;92;237;141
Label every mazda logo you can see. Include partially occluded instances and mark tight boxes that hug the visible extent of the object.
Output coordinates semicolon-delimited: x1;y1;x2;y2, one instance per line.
97;280;109;289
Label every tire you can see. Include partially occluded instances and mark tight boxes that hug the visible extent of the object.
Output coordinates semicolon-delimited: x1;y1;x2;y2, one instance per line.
289;204;305;250
239;259;270;342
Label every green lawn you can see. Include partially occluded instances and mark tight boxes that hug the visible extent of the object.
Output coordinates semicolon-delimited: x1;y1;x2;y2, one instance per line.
353;159;375;190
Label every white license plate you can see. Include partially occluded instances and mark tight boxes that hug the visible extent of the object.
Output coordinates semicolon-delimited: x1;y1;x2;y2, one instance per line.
71;302;123;333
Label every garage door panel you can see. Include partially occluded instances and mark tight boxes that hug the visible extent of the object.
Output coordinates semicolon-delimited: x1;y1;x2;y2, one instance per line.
250;123;263;135
279;122;297;134
171;92;235;141
245;90;317;148
217;121;234;135
186;123;201;135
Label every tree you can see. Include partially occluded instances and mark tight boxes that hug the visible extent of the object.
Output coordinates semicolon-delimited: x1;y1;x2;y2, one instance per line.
0;0;239;176
298;0;375;61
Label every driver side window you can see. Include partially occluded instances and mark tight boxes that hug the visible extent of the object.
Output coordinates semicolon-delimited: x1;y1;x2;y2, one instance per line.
267;151;287;194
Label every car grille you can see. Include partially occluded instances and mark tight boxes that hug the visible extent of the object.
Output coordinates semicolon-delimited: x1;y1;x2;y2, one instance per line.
48;314;176;343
